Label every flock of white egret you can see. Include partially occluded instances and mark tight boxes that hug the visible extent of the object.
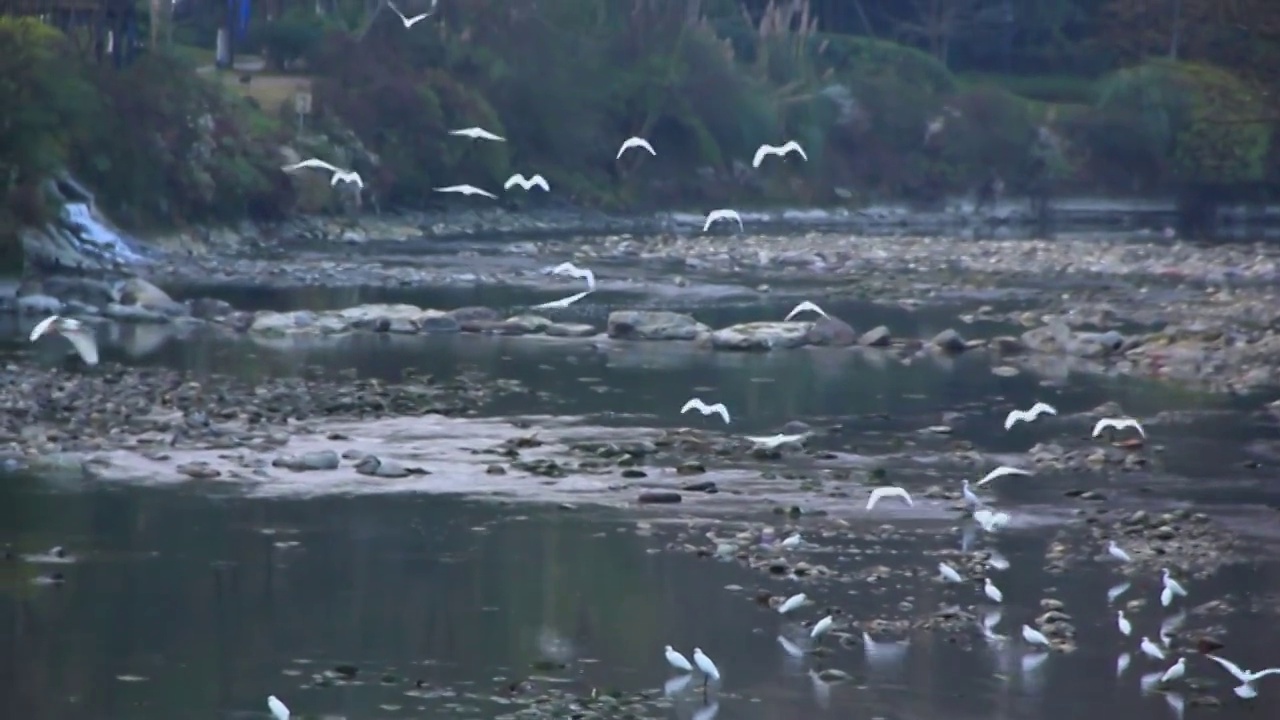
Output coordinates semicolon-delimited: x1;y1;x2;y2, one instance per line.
277;4;808;237
661;378;1279;713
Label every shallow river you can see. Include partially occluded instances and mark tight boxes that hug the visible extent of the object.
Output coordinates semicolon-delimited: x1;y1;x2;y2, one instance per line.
3;287;1280;720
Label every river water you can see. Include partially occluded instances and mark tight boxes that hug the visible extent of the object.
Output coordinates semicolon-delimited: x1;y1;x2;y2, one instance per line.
3;287;1280;719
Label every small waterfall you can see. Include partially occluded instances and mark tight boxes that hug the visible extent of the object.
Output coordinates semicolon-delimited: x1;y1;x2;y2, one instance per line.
20;175;150;273
59;203;146;263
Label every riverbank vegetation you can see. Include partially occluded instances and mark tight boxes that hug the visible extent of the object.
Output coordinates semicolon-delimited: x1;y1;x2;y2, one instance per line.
1;0;1278;237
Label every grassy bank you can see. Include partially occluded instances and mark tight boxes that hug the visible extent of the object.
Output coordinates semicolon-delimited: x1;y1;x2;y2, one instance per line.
1;0;1277;252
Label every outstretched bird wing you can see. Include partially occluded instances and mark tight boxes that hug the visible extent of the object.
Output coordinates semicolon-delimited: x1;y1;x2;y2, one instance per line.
283;158;342;173
29;315;60;342
751;144;775;168
63;327;100;366
504;173;527;190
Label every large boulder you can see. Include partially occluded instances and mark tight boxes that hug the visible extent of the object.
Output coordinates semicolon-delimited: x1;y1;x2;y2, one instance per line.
607;311;708;341
710;321;813;351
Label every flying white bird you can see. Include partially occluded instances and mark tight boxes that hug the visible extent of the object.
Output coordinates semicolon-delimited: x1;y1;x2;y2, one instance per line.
387;0;435;27
1021;624;1051;648
973;509;1010;532
975;465;1032;487
1161;569;1187;607
1092;417;1146;439
938;562;963;583
752;140;808;168
680;398;731;424
544;261;596;289
983;577;1003;603
30;315;99;366
616;136;656;159
435;184;498;199
1108;541;1132;563
1117;610;1132;636
784;301;829;321
1003;402;1058;430
702;208;743;232
961;479;982;509
745;433;807;449
780;533;803;550
448;126;505;142
777;593;808;615
811;615;834;641
531;291;591;309
665;645;693;673
503;173;550;192
1204;654;1280;699
1160;658;1186;684
692;648;720;685
268;695;290;720
281;158;363;188
866;486;913;511
1140;636;1166;660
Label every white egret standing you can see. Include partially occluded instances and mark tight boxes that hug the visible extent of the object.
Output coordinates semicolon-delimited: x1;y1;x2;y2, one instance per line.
1107;541;1132;563
810;615;834;643
665;645;693;673
780;533;803;550
777;593;808;615
961;479;982;509
983;577;1003;603
1160;658;1187;684
1161;569;1188;608
1117;610;1132;636
692;647;720;686
268;695;290;720
1021;624;1051;649
1140;636;1166;660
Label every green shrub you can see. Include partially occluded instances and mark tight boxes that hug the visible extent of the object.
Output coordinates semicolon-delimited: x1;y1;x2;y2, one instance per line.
0;19;98;200
808;34;957;96
960;73;1099;105
74;52;292;227
1095;60;1271;185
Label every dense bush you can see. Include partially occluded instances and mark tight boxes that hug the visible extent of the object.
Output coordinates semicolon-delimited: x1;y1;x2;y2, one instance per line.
1095;60;1271;186
252;8;326;71
73;53;294;227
